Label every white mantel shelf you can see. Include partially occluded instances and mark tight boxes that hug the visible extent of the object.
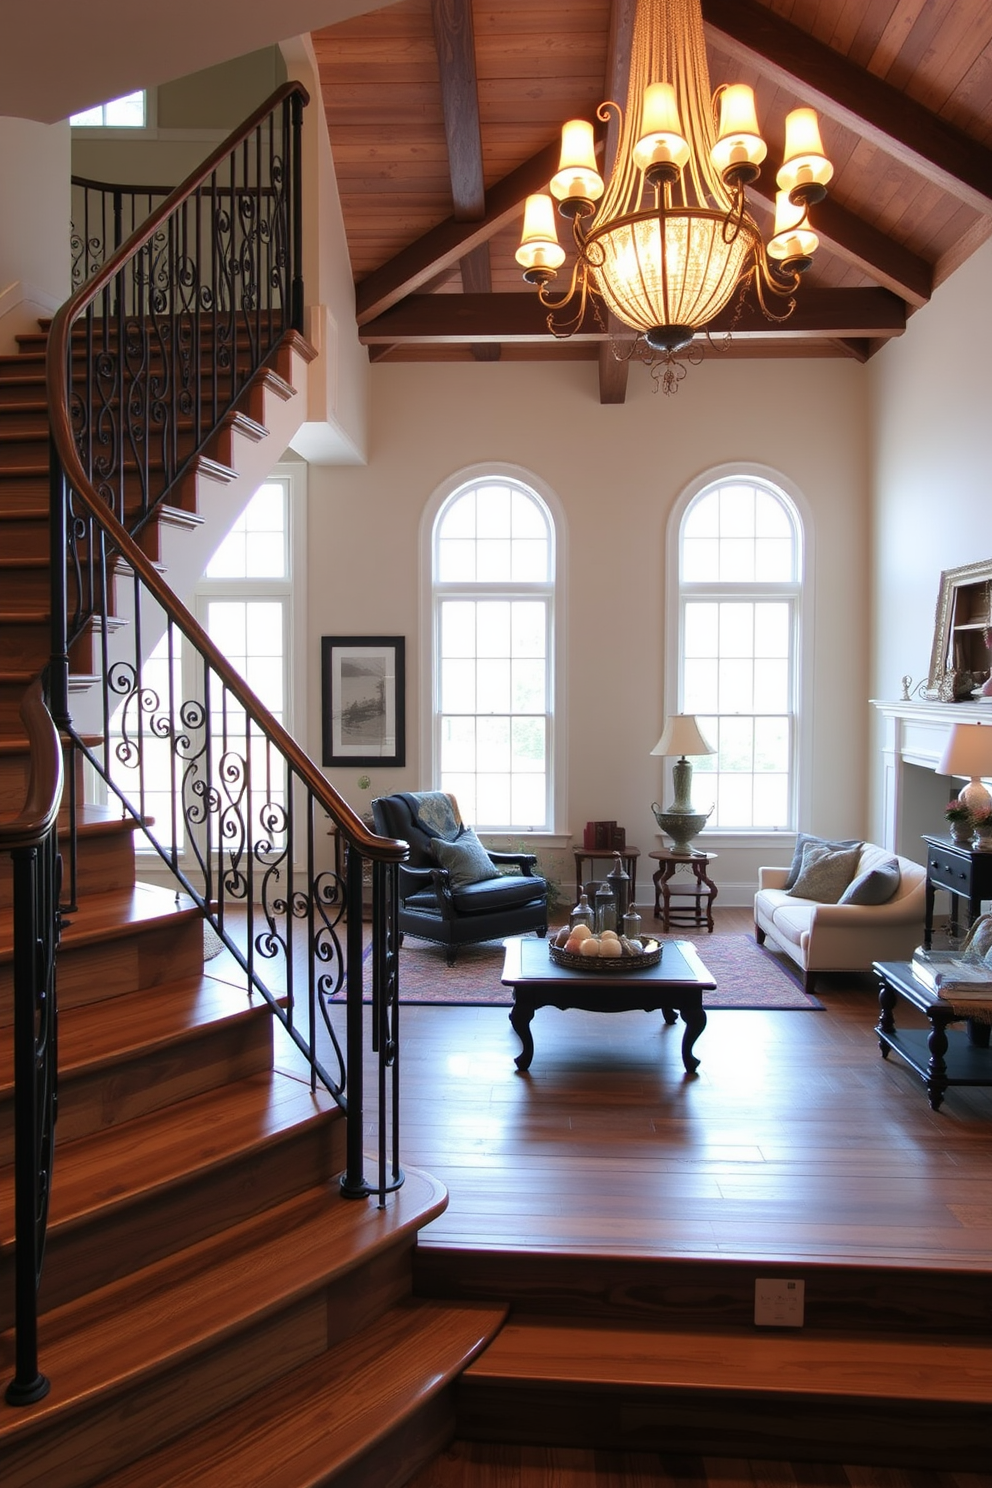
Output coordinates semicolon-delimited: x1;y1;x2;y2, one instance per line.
871;698;992;855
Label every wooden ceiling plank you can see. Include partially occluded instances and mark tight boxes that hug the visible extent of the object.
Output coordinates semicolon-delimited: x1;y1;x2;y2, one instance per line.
358;287;907;343
702;0;992;213
355;137;564;324
431;0;485;220
748;177;932;306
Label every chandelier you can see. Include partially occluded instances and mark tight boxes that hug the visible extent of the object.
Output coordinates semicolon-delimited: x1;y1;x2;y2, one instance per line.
515;0;833;391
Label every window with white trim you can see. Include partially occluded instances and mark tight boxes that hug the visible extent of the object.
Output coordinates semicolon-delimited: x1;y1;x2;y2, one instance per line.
432;477;555;830
677;476;802;831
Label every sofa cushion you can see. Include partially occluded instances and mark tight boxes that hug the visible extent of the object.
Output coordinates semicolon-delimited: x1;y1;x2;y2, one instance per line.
838;855;901;906
788;841;862;903
450;873;548;914
432;827;501;889
765;899;814;950
784;832;862;890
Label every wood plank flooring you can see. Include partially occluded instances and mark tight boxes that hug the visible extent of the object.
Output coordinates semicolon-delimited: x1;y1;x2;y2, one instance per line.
345;909;992;1267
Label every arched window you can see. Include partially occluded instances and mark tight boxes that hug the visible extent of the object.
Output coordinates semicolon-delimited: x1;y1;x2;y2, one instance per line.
676;474;803;831
431;474;556;831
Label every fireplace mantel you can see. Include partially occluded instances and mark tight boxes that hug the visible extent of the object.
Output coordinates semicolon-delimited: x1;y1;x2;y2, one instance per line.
871;697;992;857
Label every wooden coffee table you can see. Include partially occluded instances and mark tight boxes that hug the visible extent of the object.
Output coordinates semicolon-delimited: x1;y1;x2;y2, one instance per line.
501;936;716;1074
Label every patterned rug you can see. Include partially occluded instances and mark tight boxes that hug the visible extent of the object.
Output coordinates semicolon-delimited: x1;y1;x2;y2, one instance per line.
361;933;823;1009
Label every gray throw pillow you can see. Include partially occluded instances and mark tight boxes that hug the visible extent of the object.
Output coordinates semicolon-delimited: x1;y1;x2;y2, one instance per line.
838;857;901;906
788;841;863;904
432;828;500;890
784;832;862;890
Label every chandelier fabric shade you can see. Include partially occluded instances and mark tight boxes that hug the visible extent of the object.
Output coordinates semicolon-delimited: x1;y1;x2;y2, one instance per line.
516;0;833;384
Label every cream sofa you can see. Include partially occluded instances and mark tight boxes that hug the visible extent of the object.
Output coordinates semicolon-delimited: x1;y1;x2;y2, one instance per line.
753;844;927;992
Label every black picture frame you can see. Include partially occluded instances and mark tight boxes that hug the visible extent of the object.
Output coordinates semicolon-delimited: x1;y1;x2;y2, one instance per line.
321;635;406;767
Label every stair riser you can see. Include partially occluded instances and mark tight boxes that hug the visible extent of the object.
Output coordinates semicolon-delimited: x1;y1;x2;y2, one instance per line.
1;1112;346;1323
414;1248;992;1340
0;516;48;557
5;1293;330;1488
0;743;84;816
0;824;137;909
456;1381;992;1474
0;1009;274;1164
0;379;46;407
0;434;48;463
0;619;90;676
0;566;48;605
0;473;48;503
0;917;205;1024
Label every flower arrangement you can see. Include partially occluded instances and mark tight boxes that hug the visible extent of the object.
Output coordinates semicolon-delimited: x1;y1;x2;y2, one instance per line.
945;798;972;823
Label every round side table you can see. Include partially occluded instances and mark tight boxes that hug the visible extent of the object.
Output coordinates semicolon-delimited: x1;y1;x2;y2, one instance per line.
650;849;718;932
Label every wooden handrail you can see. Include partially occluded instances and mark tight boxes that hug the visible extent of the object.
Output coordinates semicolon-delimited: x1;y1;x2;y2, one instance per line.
0;680;63;851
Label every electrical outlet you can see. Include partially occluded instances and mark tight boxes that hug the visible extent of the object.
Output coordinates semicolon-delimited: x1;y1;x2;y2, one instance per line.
754;1277;804;1327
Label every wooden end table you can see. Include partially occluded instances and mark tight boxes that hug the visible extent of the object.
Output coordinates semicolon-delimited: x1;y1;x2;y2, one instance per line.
501;935;716;1075
649;849;718;932
573;846;640;901
873;959;992;1110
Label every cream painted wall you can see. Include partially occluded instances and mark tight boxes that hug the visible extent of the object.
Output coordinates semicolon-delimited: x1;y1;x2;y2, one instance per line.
0;117;70;349
307;354;871;906
868;237;992;846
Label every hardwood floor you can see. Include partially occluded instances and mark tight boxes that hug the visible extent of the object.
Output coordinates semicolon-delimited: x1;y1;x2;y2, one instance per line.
345;909;992;1267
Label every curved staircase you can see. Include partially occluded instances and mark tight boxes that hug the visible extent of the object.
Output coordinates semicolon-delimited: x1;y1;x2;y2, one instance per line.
0;310;505;1484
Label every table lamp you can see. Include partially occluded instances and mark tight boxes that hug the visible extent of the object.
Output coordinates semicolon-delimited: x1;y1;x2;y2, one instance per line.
936;720;992;819
650;713;716;854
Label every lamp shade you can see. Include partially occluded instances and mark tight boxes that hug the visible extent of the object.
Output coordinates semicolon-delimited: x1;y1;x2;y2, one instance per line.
936;722;992;779
650;714;716;758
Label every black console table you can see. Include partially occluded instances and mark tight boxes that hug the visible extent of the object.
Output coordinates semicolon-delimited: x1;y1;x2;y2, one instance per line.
874;960;992;1110
922;835;992;948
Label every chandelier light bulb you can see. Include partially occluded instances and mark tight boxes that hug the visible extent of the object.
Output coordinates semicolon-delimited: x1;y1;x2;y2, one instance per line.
551;119;605;207
632;82;690;181
777;108;833;203
516;193;567;278
711;85;767;184
768;190;819;262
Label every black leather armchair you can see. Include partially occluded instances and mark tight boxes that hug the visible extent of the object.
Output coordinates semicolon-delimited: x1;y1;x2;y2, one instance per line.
371;792;548;963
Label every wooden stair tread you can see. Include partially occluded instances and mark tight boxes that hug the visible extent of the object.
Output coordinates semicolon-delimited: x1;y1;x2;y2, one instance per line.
0;882;201;957
0;1168;450;1445
0;1070;340;1243
462;1319;992;1404
96;1297;504;1488
0;972;259;1094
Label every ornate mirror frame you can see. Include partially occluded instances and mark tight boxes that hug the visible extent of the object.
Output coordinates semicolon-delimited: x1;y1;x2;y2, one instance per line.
924;558;992;700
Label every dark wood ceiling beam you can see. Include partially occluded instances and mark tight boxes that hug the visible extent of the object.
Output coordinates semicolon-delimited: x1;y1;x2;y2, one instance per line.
702;0;992;214
431;0;485;221
597;0;638;406
359;288;907;344
748;178;932;308
430;0;499;361
355;139;564;325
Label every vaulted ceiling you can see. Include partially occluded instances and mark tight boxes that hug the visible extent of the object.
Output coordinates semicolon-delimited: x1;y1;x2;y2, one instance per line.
312;0;992;400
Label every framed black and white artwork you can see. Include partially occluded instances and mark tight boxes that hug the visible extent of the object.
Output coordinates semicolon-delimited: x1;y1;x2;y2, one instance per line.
321;635;406;767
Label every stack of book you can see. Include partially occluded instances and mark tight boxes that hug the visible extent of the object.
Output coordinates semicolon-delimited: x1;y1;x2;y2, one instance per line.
911;949;992;997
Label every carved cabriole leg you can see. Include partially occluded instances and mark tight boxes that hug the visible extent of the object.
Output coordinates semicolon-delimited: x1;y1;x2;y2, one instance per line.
510;995;536;1072
680;1003;706;1074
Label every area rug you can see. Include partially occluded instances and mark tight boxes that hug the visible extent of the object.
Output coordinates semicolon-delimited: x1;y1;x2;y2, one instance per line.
358;933;823;1009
